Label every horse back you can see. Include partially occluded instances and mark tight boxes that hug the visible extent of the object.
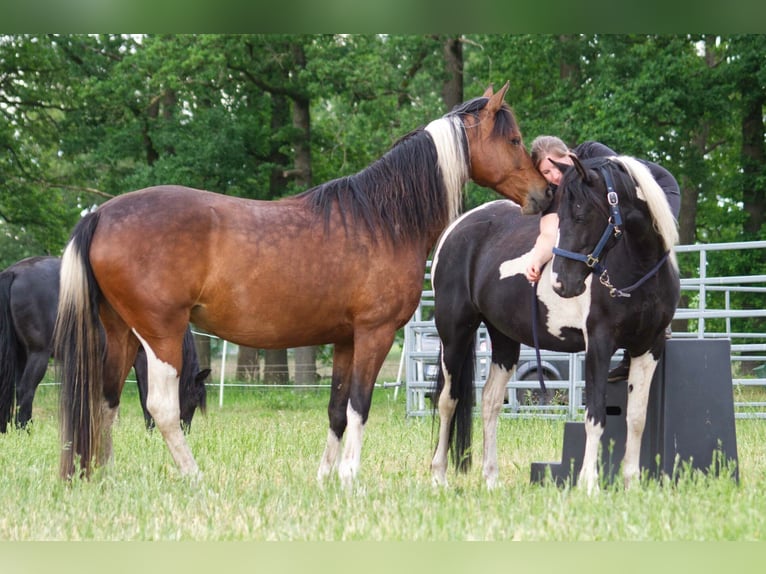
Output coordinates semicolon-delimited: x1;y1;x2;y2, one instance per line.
88;186;430;348
433;200;538;290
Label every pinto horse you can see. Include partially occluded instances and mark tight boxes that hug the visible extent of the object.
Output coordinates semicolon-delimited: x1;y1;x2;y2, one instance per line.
53;83;550;482
0;256;209;433
431;155;679;493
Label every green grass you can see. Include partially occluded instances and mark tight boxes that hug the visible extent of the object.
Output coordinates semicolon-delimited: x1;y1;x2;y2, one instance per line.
1;383;765;541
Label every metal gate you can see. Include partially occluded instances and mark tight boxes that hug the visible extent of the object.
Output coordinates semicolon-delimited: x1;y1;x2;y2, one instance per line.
403;240;766;419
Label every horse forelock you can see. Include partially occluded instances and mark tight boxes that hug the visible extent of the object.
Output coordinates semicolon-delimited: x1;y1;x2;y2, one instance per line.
301;122;463;245
612;156;679;269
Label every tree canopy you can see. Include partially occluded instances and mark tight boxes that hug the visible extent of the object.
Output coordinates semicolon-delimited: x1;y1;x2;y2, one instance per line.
2;34;764;270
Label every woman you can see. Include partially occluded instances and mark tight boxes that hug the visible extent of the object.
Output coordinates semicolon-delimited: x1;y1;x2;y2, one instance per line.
526;135;681;381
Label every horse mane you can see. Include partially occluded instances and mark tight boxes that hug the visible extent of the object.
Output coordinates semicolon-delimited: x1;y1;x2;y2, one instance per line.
296;96;519;244
296;116;466;243
611;155;679;269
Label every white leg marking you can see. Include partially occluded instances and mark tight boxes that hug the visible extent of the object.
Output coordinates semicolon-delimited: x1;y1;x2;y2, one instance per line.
134;331;200;478
431;368;455;487
579;411;603;495
623;352;658;488
317;429;341;483
481;362;513;489
338;404;364;488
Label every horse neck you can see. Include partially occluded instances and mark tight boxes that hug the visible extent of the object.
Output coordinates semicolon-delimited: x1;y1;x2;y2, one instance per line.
610;214;671;278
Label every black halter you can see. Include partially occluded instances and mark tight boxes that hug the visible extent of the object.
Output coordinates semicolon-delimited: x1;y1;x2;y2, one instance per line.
551;166;623;277
550;165;670;298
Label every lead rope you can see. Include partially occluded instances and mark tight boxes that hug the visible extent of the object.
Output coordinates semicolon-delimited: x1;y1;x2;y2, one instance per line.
530;279;547;394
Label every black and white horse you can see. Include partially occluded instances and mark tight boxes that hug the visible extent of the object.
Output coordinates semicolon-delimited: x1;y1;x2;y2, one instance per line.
0;256;209;433
431;155;680;493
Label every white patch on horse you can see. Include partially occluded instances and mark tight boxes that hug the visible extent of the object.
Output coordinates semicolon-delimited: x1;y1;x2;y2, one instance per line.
338;404;365;488
432;354;457;487
317;429;341;483
425;116;469;223
133;331;199;477
623;351;659;487
481;362;514;489
498;253;593;340
579;413;604;495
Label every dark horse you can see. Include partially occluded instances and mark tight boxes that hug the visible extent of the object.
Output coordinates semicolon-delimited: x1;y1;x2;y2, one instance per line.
53;84;550;482
0;256;209;433
431;155;679;493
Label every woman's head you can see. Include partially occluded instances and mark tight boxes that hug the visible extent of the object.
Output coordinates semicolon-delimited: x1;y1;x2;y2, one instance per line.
531;135;575;186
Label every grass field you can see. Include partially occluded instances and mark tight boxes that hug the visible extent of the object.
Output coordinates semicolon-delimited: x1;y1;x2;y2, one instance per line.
1;381;765;542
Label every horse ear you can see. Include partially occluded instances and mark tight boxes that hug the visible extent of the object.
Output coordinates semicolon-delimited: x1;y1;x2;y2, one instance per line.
570;155;591;183
485;81;510;114
482;85;494;98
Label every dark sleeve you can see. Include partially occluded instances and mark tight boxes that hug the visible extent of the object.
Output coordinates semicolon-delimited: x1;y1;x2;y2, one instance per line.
572;141;617;159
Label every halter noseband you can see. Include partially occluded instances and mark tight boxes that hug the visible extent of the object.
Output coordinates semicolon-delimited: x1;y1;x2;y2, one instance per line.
551;165;670;298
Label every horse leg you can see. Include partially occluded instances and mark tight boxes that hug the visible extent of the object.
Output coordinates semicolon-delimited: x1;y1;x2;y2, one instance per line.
578;338;611;494
317;342;352;483
337;329;396;487
98;313;139;468
430;319;481;486
134;331;199;478
622;351;659;488
14;350;51;430
480;328;520;489
431;349;457;487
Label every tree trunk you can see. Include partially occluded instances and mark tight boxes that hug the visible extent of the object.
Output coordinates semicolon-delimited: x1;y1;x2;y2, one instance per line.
294;346;317;386
236;346;260;382
263;349;289;384
290;42;320;387
441;36;463;110
741;83;765;239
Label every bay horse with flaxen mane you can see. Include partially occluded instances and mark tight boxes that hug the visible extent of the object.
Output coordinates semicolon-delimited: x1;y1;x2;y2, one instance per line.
0;256;209;433
53;83;550;482
431;155;679;493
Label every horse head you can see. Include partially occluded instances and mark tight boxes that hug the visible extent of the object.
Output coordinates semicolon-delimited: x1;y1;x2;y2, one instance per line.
456;82;550;215
551;156;627;298
552;155;678;299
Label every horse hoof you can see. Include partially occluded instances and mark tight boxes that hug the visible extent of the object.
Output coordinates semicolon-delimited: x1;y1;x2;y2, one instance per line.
431;473;448;488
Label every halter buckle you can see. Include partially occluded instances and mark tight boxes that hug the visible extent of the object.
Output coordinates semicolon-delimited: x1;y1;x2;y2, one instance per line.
586;254;599;268
607;191;619;206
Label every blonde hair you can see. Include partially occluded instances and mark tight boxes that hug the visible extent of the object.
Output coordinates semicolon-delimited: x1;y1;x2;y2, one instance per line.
530;135;571;168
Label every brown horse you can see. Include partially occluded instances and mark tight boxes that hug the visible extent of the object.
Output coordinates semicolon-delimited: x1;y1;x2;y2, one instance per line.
53;83;549;482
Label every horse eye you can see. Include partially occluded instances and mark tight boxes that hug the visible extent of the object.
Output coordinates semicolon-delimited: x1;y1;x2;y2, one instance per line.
510;137;521;146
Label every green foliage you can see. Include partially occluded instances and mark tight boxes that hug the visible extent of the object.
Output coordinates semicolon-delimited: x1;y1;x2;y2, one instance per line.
2;34;764;272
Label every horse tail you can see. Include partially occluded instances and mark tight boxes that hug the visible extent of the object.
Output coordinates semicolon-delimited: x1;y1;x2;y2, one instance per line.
53;211;105;479
434;331;476;473
0;271;20;433
452;331;477;472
